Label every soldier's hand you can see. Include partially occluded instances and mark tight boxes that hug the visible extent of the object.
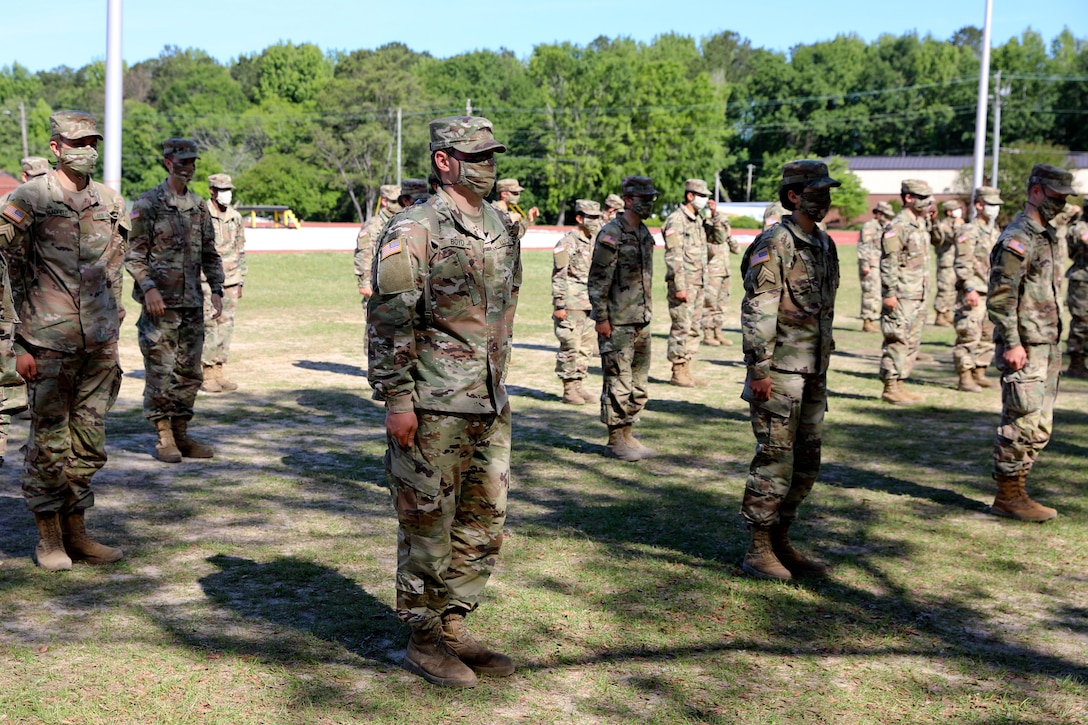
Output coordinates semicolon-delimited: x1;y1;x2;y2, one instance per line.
16;353;37;381
1003;345;1027;371
553;308;568;322
144;288;166;317
236;286;243;300
528;207;540;223
596;319;612;338
360;286;372;298
965;290;981;308
387;410;419;448
749;375;773;401
210;293;223;320
675;289;688;303
707;199;718;214
883;296;898;311
860;263;871;275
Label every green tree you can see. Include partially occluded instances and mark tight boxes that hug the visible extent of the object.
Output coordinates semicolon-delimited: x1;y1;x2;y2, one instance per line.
239;42;332;105
235;152;339;221
826;156;868;223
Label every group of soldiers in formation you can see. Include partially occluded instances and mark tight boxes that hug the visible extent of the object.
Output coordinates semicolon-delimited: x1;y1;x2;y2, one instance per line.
0;110;248;573
0;107;1080;691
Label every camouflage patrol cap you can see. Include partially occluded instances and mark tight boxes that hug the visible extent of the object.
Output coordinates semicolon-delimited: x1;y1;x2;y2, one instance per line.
21;156;50;178
49;110;103;141
574;199;601;216
399;178;429;202
429;116;507;154
873;201;894;216
163;138;199;160
496;178;523;193
780;160;840;190
901;179;932;197
940;199;963;212
379;184;401;201
684;178;710;196
1029;164;1075;195
973;186;1004;205
207;173;234;190
621;176;659;197
604;193;624;211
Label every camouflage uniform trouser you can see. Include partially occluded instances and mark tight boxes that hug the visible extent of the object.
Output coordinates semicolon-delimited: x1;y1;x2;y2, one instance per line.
1065;279;1088;355
741;370;825;527
667;286;704;363
953;296;995;373
934;247;956;315
202;282;241;366
386;405;510;630
993;342;1060;478
599;323;651;427
553;308;595;381
880;298;925;381
137;306;205;422
858;260;881;321
21;342;121;513
702;260;730;332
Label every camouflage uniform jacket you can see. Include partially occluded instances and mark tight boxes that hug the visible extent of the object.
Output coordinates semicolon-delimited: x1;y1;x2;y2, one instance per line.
987;212;1061;348
706;211;740;259
763;201;787;230
933;217;962;255
126;181;224;308
880;209;931;301
662;205;708;293
741;216;839;381
492;199;528;240
1065;220;1088;283
367;188;522;416
588;214;654;326
206;199;247;287
552;227;592;311
0;170;128;354
953;218;1000;295
856;218;884;267
355;207;394;290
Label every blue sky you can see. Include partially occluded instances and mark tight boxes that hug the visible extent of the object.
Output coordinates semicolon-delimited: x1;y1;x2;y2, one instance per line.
3;0;1081;72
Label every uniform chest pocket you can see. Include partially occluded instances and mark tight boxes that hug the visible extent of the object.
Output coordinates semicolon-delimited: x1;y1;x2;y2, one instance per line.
430;247;482;311
785;252;822;314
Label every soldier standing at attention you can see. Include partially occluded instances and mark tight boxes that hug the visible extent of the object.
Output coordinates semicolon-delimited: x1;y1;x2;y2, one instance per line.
0;110;127;570
200;173;247;394
857;202;892;333
602;193;624;224
552;199;601;405
986;164;1075;522
738;161;839;581
1065;196;1088;378
952;187;1004;392
354;184;401;303
932;199;965;327
368;116;519;689
663;179;713;387
762;200;787;230
879;180;936;404
702;192;740;348
126;139;224;464
589;176;659;462
492;178;538;240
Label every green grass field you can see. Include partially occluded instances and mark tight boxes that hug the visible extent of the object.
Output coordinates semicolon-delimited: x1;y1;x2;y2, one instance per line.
0;247;1085;724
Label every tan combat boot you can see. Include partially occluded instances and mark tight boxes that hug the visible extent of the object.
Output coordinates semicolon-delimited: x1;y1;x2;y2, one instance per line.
670;362;696;388
1066;353;1088;379
172;419;214;458
861;319;879;333
742;525;792;581
62;510;123;564
973;367;993;388
403;625;477;688
990;473;1057;522
934;310;953;327
561;380;585;405
958;369;981;393
574;380;596;404
689;364;708;387
441;611;514;677
702;328;721;347
33;512;72;571
715;328;732;346
899;381;925;402
881;379;910;404
770;521;828;577
606;425;641;461
623;425;658;459
217;363;239;392
154;418;182;463
200;364;222;393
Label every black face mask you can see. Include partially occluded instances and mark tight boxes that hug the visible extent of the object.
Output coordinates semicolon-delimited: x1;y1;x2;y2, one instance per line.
798;190;831;222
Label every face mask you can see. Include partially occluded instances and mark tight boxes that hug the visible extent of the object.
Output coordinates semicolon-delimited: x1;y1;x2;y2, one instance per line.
1035;194;1065;224
59;146;98;176
798;190;832;222
453;157;496;197
582;218;602;236
951;209;962;218
170;160;195;184
983;205;1001;222
691;195;708;211
388;200;403;214
630;197;655;219
912;196;933;214
506;193;521;205
215;190;232;206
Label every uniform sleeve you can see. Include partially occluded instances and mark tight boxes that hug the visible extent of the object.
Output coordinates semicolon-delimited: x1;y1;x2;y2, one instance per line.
201;208;225;296
662;215;686;293
879;221;904;299
588;229;620;323
552;239;570;307
354;225;370;289
741;237;784;380
234;214;248;282
986;233;1029;349
107;194;130;324
953;226;977;290
124;197;157;295
366;218;428;412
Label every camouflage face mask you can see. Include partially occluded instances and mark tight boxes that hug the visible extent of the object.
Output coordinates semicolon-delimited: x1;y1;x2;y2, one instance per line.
799;190;831;222
455;158;496;198
59;146;98;176
630;197;654;219
582;218;602;236
1036;194;1065;225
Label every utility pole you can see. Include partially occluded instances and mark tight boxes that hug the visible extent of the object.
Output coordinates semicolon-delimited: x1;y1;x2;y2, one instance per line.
18;100;28;159
466;98;472;115
103;0;123;193
990;70;1005;186
971;0;994;192
746;164;755;202
714;172;721;203
396;107;402;186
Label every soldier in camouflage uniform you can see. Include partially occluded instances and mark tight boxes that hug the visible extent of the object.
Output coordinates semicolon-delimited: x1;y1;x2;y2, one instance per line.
952;187;1004;392
739;160;839;581
986;164;1076;523
1065;197;1088;378
397;178;431;209
354;184;401;302
0;111;127;571
702;196;741;348
663;179;713;387
492;178;539;240
126;138;224;464
368;116;519;689
932;199;965;326
552;199;601;405
857;201;892;333
602;193;624;223
762;200;787;230
589;176;659;462
200;173;247;394
879;179;937;404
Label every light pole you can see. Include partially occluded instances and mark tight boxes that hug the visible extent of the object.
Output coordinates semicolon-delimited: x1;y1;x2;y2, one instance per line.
3;102;29;159
990;70;1010;185
746;164;755;202
103;0;123;193
971;0;994;192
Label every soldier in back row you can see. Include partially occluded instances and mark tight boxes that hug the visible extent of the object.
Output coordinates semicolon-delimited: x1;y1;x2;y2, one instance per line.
355;184;401;303
492;178;538;240
552;199;601;405
952;186;1004;392
701;192;740;348
602;193;624;223
931;199;965;327
857;201;893;333
201;173;247;394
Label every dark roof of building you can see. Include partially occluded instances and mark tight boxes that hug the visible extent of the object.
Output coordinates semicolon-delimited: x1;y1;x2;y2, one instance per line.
843;153;1088;171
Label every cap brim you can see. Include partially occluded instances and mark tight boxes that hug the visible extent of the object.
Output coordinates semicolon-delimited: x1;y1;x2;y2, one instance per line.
65;130;104;141
808;177;841;190
173;153;200;160
449;139;507;154
1044;181;1076;195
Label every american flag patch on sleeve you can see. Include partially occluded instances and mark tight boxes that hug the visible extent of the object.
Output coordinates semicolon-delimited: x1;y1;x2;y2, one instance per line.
1006;239;1026;256
380;239;403;259
598;234;618;248
1;203;26;225
750;248;770;266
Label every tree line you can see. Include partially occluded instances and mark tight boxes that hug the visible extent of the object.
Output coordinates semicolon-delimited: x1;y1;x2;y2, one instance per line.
1;27;1085;223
